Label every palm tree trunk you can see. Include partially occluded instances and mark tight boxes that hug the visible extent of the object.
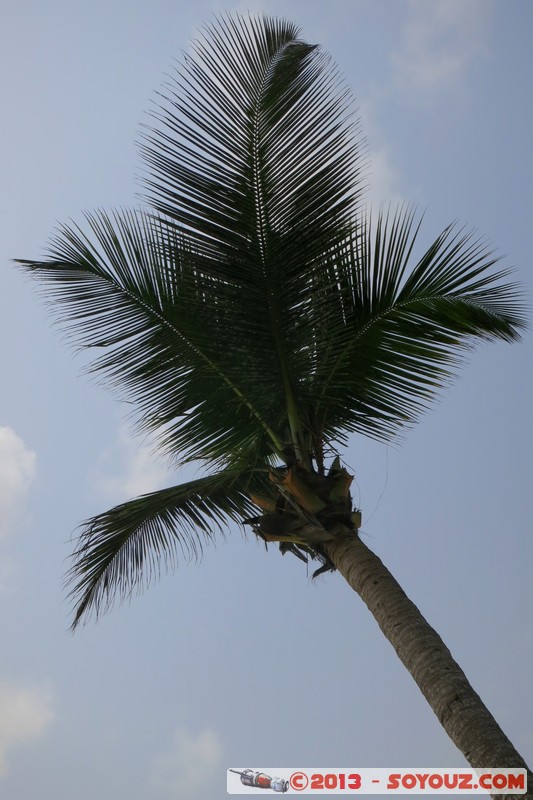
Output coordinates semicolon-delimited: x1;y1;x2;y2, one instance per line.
323;532;532;800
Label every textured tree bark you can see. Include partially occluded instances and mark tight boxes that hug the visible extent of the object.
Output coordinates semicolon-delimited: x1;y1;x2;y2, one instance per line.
322;532;532;800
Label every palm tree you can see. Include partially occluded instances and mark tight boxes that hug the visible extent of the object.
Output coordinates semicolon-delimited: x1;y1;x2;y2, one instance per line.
17;14;530;797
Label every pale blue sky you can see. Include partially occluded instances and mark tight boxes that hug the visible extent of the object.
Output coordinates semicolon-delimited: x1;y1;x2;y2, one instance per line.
0;1;531;798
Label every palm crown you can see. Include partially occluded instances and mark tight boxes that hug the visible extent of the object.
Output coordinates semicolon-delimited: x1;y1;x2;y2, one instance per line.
18;15;526;628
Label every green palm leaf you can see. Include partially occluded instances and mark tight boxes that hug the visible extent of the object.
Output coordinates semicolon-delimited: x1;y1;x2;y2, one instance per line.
141;15;363;254
18;208;285;466
140;13;366;461
309;207;526;442
67;467;269;629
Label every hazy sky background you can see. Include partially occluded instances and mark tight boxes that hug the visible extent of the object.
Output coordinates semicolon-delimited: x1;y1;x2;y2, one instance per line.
1;1;531;798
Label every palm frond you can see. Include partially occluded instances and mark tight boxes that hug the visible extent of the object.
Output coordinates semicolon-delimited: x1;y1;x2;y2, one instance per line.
140;14;364;254
16;208;286;465
66;467;269;629
310;208;527;442
139;12;366;456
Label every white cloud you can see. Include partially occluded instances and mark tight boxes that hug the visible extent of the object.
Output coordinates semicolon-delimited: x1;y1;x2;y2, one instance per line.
0;682;54;777
0;427;36;540
150;726;223;797
392;0;491;92
93;423;171;502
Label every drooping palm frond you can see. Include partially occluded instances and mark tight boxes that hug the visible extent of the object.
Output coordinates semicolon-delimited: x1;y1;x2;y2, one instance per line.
67;467;270;629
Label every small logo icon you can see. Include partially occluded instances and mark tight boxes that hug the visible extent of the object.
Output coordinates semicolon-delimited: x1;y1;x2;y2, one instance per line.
229;769;289;793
